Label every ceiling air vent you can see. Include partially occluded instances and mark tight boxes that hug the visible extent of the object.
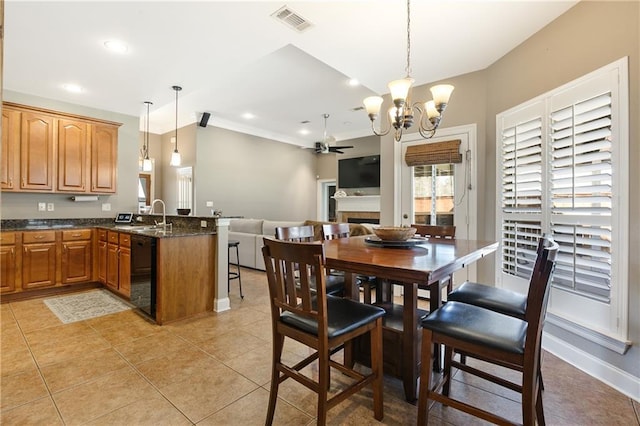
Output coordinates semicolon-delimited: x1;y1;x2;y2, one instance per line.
271;6;313;32
351;106;365;112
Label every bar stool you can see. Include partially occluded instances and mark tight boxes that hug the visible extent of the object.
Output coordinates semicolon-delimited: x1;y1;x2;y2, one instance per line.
228;240;244;298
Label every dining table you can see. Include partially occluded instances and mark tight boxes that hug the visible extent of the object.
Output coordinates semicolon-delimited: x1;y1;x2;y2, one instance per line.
323;235;498;402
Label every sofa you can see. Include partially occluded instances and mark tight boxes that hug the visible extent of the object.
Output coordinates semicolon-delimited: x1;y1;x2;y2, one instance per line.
228;218;374;271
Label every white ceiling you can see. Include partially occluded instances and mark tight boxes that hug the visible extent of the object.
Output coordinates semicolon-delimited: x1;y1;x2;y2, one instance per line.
3;0;577;148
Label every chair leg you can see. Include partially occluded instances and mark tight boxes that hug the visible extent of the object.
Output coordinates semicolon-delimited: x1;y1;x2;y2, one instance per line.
266;333;284;426
317;347;330;426
370;318;384;420
521;367;537;426
443;346;454;397
417;328;434;426
536;379;546;426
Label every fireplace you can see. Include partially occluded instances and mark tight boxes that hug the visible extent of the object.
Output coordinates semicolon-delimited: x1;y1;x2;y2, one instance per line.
339;211;380;224
347;217;380;224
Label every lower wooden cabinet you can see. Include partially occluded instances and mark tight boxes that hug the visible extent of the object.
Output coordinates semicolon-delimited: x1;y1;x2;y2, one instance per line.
61;229;92;284
22;231;57;290
0;232;18;293
1;229;95;294
102;230;131;297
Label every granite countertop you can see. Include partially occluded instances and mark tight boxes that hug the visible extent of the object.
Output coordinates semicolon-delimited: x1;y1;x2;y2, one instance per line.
1;218;217;238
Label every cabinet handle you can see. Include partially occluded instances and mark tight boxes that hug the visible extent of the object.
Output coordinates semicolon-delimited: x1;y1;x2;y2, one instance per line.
71;233;81;237
34;235;44;239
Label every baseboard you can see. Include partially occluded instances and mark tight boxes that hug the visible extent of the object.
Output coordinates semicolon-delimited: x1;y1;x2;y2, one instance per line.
542;332;640;402
214;296;231;312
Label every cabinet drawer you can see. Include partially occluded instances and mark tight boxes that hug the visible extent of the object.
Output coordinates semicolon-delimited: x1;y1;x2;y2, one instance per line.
23;231;55;244
0;232;16;245
97;229;107;241
107;231;119;244
62;229;92;241
119;233;131;247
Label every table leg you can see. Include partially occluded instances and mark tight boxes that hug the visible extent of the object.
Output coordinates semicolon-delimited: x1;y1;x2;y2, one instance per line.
429;282;443;372
402;282;419;402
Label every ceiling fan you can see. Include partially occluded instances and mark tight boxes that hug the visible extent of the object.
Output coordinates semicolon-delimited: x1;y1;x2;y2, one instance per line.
314;114;353;154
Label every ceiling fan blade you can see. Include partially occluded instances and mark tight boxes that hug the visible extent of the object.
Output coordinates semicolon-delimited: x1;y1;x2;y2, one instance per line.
329;148;345;154
332;145;354;150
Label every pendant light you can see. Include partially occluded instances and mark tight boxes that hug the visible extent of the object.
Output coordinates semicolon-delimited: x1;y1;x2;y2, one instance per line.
142;101;153;172
170;85;182;167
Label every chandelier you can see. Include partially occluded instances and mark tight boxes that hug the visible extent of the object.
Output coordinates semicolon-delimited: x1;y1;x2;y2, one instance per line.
141;101;153;172
363;0;454;142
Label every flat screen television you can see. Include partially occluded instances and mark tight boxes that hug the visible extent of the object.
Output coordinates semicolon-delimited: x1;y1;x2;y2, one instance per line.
338;155;381;189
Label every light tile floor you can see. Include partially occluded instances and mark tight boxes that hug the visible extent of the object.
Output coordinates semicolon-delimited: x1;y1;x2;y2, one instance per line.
1;268;638;425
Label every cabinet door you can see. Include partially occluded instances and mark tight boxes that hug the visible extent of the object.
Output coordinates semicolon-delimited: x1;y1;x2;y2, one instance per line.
118;247;131;297
20;112;55;191
58;119;88;192
1;108;21;190
91;124;117;193
0;245;17;293
98;240;108;284
106;243;119;290
61;240;92;284
22;243;56;289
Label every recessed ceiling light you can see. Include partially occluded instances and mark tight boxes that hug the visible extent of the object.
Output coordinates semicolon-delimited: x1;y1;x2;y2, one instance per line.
62;83;83;93
242;112;255;120
103;40;128;54
298;129;311;135
348;78;360;87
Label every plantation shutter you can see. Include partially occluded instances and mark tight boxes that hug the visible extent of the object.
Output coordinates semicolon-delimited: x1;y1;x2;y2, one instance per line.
549;92;613;302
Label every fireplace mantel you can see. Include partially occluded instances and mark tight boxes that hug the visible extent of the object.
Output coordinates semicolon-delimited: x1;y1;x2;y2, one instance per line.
333;195;380;213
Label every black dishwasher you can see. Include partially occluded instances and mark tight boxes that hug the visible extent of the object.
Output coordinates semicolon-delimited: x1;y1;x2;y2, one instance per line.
130;234;157;320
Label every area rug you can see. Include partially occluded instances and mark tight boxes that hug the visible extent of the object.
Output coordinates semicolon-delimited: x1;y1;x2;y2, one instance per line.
44;290;132;324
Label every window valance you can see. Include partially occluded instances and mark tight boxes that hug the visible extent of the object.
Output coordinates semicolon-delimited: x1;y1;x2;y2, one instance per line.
404;139;462;166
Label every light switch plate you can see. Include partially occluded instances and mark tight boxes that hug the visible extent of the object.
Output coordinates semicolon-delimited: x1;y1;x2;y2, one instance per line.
200;220;207;228
38;202;46;211
102;203;111;211
47;203;54;211
206;201;214;207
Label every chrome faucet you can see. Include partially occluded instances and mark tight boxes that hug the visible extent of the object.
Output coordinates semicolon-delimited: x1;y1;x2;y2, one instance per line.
150;199;172;233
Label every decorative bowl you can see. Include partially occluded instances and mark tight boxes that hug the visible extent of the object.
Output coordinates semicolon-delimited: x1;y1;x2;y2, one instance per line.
176;208;191;216
372;226;417;241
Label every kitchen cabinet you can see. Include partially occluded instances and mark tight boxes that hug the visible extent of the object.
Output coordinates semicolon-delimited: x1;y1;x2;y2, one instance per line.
61;229;92;284
1;102;121;195
0;232;19;293
1;108;21;190
91;124;118;193
22;231;57;290
57;119;89;193
20;111;55;191
104;231;131;297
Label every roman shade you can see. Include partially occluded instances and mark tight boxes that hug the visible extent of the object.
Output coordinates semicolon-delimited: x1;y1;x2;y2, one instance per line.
404;139;462;166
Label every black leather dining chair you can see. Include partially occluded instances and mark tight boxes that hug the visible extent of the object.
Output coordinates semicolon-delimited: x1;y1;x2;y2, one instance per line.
417;236;559;426
262;237;385;425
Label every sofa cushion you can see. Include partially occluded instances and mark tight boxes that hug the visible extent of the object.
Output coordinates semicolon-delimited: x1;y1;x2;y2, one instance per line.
262;220;306;239
229;218;263;234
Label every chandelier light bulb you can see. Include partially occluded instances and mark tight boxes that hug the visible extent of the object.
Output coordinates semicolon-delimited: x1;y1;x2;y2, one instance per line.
388;77;414;104
363;96;384;116
430;84;455;109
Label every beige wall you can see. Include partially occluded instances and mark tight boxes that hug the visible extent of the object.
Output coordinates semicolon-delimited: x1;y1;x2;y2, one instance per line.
189;125;317;221
1;90;140;219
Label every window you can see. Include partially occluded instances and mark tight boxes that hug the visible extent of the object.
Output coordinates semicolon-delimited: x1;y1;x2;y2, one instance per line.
496;58;629;347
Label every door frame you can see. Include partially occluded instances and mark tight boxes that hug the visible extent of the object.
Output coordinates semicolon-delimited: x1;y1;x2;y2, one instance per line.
316;179;336;221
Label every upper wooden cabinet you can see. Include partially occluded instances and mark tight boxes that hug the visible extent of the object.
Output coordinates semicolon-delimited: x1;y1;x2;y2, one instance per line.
1;109;21;190
58;119;89;193
1;102;121;194
21;111;55;191
91;124;118;193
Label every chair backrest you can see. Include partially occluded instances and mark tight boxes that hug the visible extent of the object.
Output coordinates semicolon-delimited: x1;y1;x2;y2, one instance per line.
322;223;350;240
411;224;456;239
523;236;559;357
262;237;328;336
275;225;315;242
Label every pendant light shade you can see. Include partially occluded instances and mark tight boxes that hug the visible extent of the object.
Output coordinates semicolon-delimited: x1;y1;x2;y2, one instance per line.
142;101;153;172
170;85;182;167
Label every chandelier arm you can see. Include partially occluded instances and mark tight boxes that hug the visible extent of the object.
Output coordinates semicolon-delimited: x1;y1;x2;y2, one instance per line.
370;118;391;137
394;127;404;142
418;126;437;139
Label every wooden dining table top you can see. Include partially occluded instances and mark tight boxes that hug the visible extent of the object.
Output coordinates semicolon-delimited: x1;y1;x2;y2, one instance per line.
323;235;499;285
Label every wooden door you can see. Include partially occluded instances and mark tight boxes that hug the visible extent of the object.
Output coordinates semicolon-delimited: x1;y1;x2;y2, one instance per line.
58;119;88;192
61;240;92;284
106;243;119;290
20;112;55;191
0;245;17;293
1;108;21;190
91;124;117;193
118;246;131;297
22;243;56;289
